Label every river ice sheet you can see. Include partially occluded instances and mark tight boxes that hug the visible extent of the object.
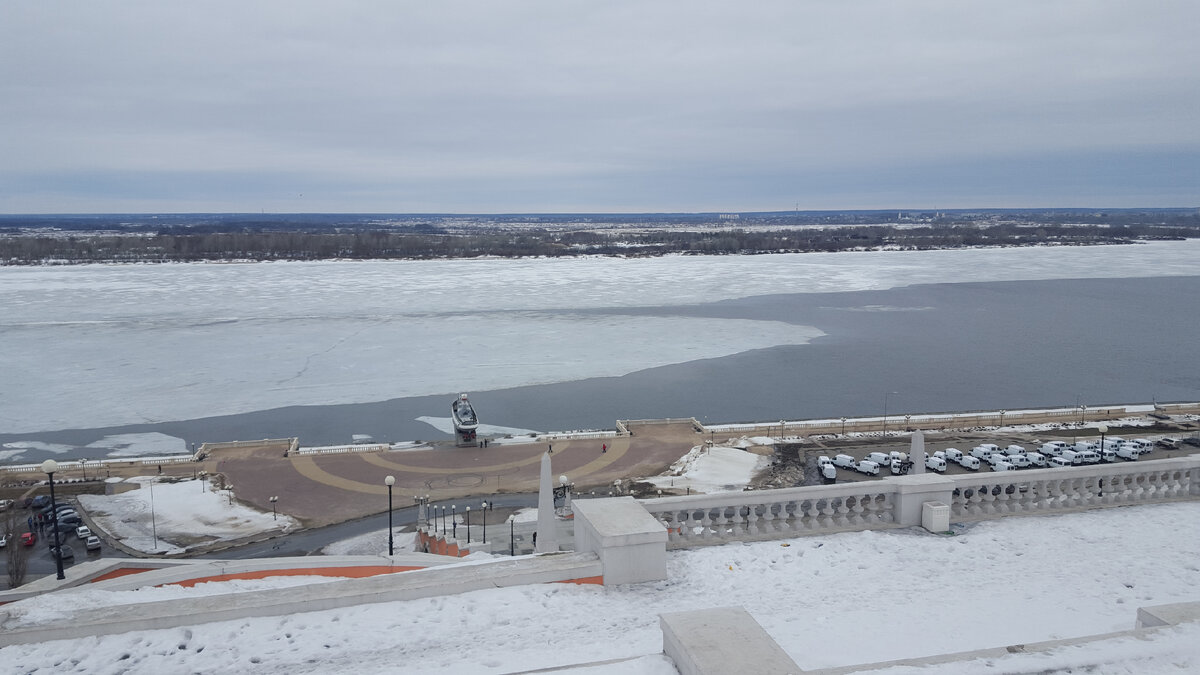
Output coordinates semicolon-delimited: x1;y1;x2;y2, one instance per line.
2;240;1198;434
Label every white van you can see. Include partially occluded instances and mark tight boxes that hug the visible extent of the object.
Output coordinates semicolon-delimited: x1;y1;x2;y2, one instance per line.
991;460;1014;472
1115;445;1139;461
1076;450;1101;464
1025;451;1046;467
817;455;833;468
867;452;892;467
833;454;856;469
1100;449;1117;463
1039;441;1069;456
925;456;947;473
986;452;1010;467
1074;441;1099;453
1004;444;1026;456
1048;456;1072;468
970;445;994;460
1007;454;1030;468
821;463;837;481
854;460;881;475
958;456;981;471
933;450;946;460
944;448;964;463
889;451;908;464
1060;450;1079;465
1130;439;1155;454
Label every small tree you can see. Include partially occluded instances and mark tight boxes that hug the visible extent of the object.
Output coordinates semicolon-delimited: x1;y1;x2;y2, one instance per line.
4;507;30;588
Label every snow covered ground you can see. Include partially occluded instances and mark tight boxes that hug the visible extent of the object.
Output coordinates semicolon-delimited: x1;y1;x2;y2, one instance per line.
3;239;1198;435
2;502;1198;674
78;477;298;554
641;442;769;494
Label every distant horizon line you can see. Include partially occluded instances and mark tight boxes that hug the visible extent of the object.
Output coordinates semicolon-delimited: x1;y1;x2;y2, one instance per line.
2;206;1197;218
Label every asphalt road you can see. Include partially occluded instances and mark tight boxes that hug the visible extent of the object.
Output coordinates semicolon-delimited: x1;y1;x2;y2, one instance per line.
4;492;541;587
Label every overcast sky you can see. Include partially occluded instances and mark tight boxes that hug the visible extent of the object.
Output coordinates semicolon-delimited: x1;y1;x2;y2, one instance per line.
2;1;1197;213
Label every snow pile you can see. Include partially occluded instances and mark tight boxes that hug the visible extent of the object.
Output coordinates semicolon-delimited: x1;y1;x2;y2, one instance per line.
641;444;769;494
78;477;298;554
320;530;418;556
2;502;1199;673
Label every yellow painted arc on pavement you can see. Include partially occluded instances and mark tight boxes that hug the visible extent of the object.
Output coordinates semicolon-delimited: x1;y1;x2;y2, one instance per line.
291;455;389;495
360;442;570;474
557;436;631;481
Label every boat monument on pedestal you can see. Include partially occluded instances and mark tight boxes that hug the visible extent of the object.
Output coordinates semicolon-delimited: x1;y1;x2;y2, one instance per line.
452;394;479;447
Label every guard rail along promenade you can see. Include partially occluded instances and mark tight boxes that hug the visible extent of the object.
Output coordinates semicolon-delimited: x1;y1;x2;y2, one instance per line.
640;453;1200;549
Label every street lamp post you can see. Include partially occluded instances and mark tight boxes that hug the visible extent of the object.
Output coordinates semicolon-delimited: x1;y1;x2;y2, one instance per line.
41;460;66;580
465;506;472;544
508;515;515;556
269;496;278;521
1098;424;1109;455
841;417;847;436
999;410;1006;428
384;475;395;556
883;391;899;437
452;505;457;538
481;501;488;544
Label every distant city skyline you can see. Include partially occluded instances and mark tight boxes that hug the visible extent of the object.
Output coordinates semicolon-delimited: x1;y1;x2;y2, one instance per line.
2;2;1198;213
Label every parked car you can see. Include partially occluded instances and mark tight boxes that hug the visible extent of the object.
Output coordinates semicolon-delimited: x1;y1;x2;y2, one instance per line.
833;454;856;469
866;452;892;467
0;498;13;511
21;531;36;546
75;525;92;539
817;455;832;467
49;544;75;559
958;455;981;471
0;533;7;548
986;452;1009;467
991;460;1015;472
1115;445;1140;461
85;535;102;552
1004;444;1025;456
944;448;964;463
1100;449;1118;463
1024;452;1046;467
1075;450;1101;465
57;514;83;528
1157;437;1180;449
30;495;51;509
821;464;837;481
1007;454;1030;468
1060;450;1079;465
1074;441;1099;453
1039;442;1068;457
925;456;947;473
853;460;881;476
1048;456;1072;468
888;451;908;464
970;445;995;460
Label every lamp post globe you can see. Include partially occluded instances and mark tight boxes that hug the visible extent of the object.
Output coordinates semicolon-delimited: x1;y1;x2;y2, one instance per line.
384;475;395;556
41;460;65;580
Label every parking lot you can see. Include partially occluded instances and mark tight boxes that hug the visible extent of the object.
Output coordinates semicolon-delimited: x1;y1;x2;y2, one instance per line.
756;421;1200;488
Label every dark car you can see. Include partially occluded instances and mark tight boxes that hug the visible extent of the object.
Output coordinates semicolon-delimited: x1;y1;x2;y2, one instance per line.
30;495;51;509
49;544;75;559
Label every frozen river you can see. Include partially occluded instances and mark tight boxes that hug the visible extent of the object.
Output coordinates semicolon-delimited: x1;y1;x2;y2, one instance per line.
2;239;1199;461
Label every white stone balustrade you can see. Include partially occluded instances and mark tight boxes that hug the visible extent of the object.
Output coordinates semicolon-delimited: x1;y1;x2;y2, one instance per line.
640;454;1200;549
642;481;901;548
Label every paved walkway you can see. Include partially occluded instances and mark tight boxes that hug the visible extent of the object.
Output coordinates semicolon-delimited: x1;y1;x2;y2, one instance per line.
215;422;703;527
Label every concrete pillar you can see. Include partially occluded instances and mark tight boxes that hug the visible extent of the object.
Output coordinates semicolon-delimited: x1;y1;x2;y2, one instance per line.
573;497;667;586
890;473;957;527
